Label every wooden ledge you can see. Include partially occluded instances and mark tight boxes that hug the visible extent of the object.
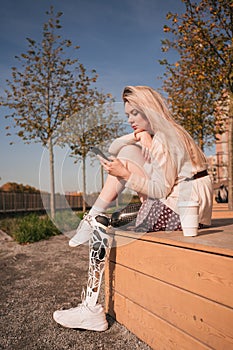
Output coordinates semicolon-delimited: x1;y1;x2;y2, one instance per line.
110;217;233;257
106;217;233;350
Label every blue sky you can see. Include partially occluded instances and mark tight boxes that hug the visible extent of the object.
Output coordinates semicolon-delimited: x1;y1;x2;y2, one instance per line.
1;0;208;194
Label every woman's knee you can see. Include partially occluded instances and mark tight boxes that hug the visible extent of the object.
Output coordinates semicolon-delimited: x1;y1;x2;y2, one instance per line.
117;144;145;166
117;145;148;180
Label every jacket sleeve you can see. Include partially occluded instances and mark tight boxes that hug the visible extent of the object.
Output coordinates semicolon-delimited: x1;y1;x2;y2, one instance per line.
108;133;137;156
125;141;178;199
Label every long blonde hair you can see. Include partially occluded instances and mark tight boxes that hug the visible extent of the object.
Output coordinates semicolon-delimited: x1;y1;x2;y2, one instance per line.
122;85;207;168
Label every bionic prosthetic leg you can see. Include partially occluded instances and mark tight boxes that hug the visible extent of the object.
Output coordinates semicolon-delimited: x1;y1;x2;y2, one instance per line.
53;214;112;331
85;214;112;306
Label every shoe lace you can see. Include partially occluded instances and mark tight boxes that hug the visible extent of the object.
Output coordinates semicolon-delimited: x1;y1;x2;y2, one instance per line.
76;288;88;311
82;213;94;228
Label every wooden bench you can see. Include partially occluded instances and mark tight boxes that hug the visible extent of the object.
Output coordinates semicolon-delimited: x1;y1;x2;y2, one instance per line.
105;216;233;350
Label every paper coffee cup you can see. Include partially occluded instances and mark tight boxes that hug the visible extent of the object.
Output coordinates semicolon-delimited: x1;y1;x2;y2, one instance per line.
180;214;199;236
181;215;199;227
178;201;199;237
181;227;198;237
178;201;199;216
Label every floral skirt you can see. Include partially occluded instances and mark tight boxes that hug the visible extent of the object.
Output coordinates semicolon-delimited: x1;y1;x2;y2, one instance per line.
135;199;182;232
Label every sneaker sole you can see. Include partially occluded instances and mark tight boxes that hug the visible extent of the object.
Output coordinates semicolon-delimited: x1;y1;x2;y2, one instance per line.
69;238;89;247
76;320;108;332
53;312;108;332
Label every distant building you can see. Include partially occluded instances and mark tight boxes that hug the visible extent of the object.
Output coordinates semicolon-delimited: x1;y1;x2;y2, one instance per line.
216;135;228;184
206;92;229;187
65;191;83;196
215;93;229;184
206;154;217;183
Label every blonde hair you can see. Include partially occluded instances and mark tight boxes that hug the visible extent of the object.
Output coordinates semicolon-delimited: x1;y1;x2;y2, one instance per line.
122;85;207;167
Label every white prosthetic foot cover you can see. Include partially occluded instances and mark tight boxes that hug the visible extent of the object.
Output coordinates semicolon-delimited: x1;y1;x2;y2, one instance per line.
53;291;108;331
69;213;109;247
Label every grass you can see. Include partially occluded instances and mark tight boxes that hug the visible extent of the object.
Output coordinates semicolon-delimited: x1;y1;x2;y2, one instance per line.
0;198;140;244
13;214;60;243
0;210;83;244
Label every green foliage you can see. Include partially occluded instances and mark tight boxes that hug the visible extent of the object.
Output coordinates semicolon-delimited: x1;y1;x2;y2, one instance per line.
159;0;232;150
1;6;100;147
0;216;20;236
12;214;60;244
0;6;116;217
53;210;81;232
0;182;40;193
57;100;124;212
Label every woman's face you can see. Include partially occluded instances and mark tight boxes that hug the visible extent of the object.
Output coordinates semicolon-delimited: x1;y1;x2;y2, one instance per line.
125;102;153;133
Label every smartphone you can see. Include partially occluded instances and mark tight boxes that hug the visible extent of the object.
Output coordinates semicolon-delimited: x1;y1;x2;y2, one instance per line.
89;147;111;161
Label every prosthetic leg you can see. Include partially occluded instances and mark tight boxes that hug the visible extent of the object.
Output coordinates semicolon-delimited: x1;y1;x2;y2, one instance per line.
53;214;112;331
85;214;112;306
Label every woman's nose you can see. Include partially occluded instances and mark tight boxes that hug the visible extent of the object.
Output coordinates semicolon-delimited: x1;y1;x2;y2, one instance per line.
128;115;134;123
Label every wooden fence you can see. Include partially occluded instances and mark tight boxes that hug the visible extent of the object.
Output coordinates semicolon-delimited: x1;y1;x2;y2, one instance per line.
0;192;98;213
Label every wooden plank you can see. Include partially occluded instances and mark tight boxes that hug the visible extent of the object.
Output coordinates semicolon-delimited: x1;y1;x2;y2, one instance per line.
105;289;211;350
212;211;233;218
112;223;233;258
108;237;233;308
105;262;233;350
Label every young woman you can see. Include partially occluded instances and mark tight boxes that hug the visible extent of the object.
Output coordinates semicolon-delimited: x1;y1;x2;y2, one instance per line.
53;85;213;331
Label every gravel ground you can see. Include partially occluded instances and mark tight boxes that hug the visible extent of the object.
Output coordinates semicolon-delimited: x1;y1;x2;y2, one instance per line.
0;231;152;350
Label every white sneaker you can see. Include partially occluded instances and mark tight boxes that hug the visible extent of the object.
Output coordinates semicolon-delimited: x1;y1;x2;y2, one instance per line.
53;301;108;331
69;214;110;247
69;214;93;247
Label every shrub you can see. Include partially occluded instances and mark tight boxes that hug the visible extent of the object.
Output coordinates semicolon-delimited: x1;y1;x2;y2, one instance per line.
53;210;81;233
0;216;19;236
12;214;60;243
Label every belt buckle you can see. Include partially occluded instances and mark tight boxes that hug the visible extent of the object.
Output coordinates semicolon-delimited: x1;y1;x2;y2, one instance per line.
185;176;194;182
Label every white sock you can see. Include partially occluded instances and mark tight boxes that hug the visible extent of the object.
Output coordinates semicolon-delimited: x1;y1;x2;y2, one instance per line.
89;206;104;217
88;197;110;217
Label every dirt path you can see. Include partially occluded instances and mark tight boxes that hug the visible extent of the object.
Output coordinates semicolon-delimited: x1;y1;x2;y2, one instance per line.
0;233;152;350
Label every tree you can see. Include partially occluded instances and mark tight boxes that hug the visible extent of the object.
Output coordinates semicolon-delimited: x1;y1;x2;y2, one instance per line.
0;6;108;218
0;182;40;193
57;98;123;212
159;57;225;150
160;0;233;209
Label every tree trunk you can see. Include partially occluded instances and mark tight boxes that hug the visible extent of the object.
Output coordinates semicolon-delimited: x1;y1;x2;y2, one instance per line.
48;137;56;219
101;165;104;188
82;156;86;213
228;93;233;210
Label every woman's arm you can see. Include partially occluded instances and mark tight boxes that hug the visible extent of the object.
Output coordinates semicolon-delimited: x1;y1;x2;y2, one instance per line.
134;131;153;163
109;130;153;161
125;142;178;199
108;132;137;156
104;137;178;200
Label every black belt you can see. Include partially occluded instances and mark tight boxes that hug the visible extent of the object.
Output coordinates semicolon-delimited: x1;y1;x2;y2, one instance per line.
185;170;208;181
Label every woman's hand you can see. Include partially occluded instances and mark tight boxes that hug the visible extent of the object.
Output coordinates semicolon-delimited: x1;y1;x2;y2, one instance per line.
99;157;130;181
134;130;153;162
